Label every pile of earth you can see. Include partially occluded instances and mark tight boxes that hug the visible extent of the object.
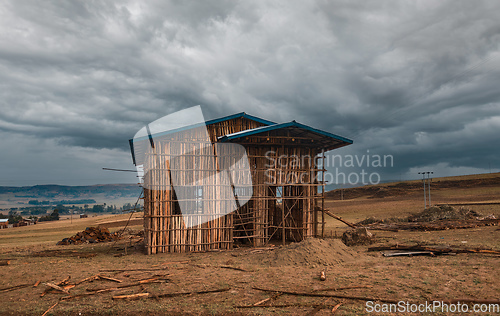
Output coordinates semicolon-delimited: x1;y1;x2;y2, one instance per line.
407;205;480;222
357;205;482;225
260;238;362;267
57;226;120;245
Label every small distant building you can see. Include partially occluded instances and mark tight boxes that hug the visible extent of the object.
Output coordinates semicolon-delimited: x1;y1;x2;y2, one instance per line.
0;219;8;229
80;214;88;219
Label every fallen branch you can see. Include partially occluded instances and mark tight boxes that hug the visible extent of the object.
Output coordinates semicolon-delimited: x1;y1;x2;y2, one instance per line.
313;285;372;292
98;275;123;283
113;292;150;300
0;259;11;266
86;277;166;292
155;287;230;298
41;301;59;316
331;302;342;313
0;283;32;293
43;282;70;294
252;293;283;306
219;265;251;272
253;287;400;304
368;244;500;255
75;274;100;285
99;267;168;272
236;303;341;309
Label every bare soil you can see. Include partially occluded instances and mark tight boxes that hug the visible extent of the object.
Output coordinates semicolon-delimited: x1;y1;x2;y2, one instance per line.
1;173;499;315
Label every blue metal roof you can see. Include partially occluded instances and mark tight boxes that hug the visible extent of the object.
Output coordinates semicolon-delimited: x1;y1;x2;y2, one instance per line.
204;112;276;126
218;121;353;145
131;112;275;144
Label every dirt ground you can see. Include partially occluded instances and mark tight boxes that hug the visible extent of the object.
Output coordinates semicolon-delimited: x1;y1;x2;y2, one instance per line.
0;225;498;316
1;173;499;315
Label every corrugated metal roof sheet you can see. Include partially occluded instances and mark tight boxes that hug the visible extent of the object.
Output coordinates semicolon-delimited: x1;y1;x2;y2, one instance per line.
218;120;353;148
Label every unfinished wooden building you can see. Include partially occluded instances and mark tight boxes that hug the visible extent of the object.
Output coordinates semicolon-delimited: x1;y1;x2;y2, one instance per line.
130;112;352;254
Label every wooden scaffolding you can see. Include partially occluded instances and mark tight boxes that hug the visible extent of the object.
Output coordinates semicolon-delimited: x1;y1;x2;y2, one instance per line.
132;113;352;254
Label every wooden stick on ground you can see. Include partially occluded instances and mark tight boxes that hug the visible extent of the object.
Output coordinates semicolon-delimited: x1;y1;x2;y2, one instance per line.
252;293;283;306
41;301;59;316
331;302;342;313
236;303;342;309
75;274;100;285
0;259;11;266
219;265;250;272
99;268;168;272
0;283;32;293
313;285;372;292
113;293;150;300
253;287;400;304
155;287;230;298
43;283;70;294
321;210;357;228
98;275;123;283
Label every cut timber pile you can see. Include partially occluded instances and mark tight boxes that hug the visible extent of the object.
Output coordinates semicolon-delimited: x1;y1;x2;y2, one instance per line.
57;227;120;245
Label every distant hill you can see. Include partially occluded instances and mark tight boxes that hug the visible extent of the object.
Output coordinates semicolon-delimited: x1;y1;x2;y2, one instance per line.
0;184;142;199
326;172;500;200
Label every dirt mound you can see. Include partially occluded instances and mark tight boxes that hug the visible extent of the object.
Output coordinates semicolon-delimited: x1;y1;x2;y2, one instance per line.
57;226;120;245
261;238;362;267
357;205;482;225
408;205;480;222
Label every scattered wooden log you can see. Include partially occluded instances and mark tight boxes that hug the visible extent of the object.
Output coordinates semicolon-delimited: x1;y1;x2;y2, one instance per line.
112;292;150;300
43;282;70;294
253;287;400;304
86;277;166;292
34;280;41;287
321;210;357;228
0;259;11;266
0;283;32;293
236;303;342;309
313;285;372;292
75;274;100;285
219;265;251;272
41;301;59;316
365;218;499;232
331;302;342;313
99;267;168;272
368;244;500;255
98;275;123;283
155;287;230;298
252;293;283;306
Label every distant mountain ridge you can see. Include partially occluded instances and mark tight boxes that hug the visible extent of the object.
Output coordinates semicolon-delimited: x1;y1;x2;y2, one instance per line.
0;184;142;199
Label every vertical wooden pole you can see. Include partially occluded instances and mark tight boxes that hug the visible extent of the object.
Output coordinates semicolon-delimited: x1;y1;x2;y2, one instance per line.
321;150;325;238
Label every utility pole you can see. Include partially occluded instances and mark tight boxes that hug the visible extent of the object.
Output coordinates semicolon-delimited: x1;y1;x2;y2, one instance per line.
418;171;433;208
427;172;433;206
418;172;427;208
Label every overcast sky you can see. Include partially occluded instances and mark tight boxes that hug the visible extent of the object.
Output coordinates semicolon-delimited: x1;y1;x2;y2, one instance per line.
1;0;499;186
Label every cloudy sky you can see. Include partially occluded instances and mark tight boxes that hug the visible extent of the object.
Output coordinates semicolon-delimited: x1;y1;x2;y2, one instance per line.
1;0;499;186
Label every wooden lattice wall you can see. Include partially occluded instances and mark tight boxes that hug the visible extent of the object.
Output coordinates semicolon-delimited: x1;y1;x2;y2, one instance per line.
142;118;324;254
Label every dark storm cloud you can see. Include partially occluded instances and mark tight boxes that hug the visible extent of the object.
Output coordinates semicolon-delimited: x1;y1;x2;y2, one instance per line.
0;0;499;185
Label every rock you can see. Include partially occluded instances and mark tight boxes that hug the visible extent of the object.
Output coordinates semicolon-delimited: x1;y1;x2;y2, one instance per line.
342;227;375;246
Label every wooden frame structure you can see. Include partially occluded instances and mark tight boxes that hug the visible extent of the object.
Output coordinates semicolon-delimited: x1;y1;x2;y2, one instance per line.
130;113;352;254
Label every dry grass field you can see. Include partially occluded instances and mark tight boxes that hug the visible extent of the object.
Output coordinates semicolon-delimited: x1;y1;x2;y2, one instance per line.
0;173;499;315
